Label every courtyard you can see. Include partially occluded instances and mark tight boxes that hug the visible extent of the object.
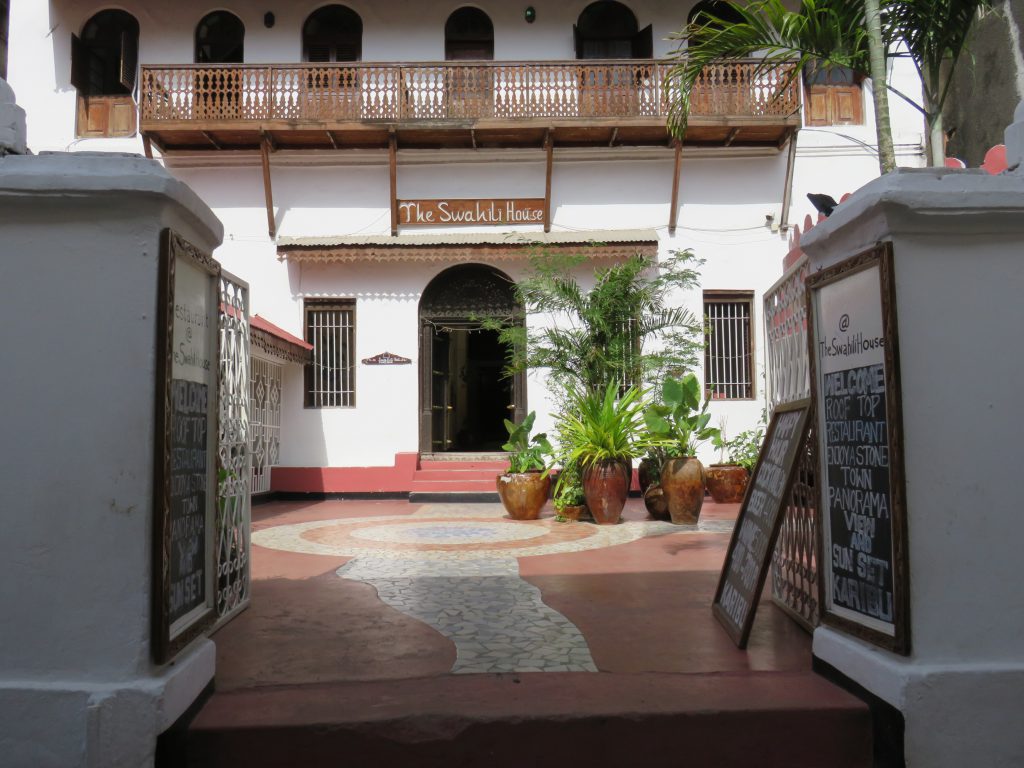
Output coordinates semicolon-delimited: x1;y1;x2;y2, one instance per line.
186;497;871;767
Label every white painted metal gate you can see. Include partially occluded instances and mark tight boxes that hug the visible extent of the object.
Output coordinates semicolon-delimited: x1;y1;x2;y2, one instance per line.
216;271;251;623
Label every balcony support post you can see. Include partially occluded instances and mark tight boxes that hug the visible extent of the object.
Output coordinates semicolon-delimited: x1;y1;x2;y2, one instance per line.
668;140;682;236
389;131;398;236
260;132;276;240
543;130;553;233
142;134;153;160
780;129;798;230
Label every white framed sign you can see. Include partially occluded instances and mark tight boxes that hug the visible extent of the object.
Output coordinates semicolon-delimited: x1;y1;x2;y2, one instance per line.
153;229;220;663
807;243;910;655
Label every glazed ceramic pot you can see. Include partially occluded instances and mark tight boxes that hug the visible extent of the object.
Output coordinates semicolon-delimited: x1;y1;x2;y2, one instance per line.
706;464;750;504
582;459;631;525
496;472;550;520
643;482;670;520
557;504;585;522
637;457;659;496
660;456;705;525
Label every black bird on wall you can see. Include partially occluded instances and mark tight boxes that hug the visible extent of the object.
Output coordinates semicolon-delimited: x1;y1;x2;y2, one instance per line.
807;193;839;217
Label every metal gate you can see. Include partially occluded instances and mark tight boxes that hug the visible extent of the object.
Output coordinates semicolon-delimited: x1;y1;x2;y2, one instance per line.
216;271;251;624
764;255;820;632
250;356;282;495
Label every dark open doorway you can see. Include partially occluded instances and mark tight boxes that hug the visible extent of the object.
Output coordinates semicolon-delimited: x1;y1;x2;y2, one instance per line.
419;264;524;454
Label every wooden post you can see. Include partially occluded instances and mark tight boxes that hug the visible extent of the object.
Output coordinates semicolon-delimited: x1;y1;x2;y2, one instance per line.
780;130;798;230
543;130;553;234
142;134;153;160
260;133;276;240
389;131;398;237
668;140;682;235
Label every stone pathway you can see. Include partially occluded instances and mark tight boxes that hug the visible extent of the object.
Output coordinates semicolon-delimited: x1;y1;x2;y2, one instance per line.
254;504;734;674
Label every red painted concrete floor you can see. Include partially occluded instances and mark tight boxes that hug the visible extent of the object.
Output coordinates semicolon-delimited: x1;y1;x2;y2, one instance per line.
186;498;871;768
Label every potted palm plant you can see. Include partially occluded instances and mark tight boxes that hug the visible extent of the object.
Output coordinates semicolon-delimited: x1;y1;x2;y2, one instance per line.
497;411;553;520
556;383;651;525
643;373;720;524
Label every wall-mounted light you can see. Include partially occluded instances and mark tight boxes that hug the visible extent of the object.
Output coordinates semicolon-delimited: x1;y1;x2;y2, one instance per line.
525;6;536;23
264;12;276;29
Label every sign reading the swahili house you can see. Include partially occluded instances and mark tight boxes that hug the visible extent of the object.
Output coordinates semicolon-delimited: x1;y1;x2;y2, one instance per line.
808;243;910;655
362;351;412;365
713;399;812;648
153;228;220;664
397;198;545;227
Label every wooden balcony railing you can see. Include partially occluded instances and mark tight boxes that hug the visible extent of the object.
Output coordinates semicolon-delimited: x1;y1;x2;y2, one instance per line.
140;59;800;126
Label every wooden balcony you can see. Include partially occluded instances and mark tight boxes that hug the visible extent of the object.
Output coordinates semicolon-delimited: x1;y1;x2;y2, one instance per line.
140;60;800;154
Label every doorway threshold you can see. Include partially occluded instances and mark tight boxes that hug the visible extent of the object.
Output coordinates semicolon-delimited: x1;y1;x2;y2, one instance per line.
420;452;509;462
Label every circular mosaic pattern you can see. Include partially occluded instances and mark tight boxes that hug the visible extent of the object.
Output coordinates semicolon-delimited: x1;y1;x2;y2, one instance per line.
350;521;550;545
249;504;728;561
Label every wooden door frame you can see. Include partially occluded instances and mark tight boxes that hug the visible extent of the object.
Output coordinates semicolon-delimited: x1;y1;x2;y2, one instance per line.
418;319;525;454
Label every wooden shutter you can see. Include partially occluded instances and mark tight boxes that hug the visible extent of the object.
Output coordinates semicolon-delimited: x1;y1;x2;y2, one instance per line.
831;85;862;124
806;86;829;126
632;24;653;58
119;29;138;92
70;34;90;91
306;43;331;63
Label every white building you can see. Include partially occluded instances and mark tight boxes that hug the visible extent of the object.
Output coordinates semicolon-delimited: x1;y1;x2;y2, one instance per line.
5;0;925;496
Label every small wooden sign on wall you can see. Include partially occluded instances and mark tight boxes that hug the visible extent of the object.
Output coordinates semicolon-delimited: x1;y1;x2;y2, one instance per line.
398;198;545;227
362;351;412;366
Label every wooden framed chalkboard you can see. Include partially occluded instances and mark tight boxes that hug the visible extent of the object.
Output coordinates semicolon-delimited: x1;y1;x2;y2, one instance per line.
713;399;812;648
807;243;910;655
152;229;220;664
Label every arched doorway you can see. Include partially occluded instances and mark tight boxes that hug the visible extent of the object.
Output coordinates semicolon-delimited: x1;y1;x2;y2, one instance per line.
418;265;524;454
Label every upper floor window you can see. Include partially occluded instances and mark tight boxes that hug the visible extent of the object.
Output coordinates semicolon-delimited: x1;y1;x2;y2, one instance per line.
804;63;863;126
1;0;9;80
302;5;362;62
445;7;494;60
574;1;652;59
687;0;744;31
71;10;139;138
195;11;245;64
72;10;139;97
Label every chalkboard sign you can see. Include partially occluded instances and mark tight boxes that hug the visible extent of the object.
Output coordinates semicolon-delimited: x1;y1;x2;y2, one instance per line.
807;244;910;655
713;399;812;648
153;229;220;664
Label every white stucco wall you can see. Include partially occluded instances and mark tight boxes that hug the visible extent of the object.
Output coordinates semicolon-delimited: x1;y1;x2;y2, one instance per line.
6;0;927;470
0;153;221;767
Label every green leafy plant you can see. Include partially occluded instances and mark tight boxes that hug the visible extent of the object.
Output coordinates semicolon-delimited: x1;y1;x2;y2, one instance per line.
556;383;652;468
643;374;720;457
485;249;704;397
502;411;553;473
553;459;586;512
725;428;765;473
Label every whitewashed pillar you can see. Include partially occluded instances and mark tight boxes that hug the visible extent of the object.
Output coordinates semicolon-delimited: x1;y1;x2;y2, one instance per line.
800;101;1024;768
0;145;223;767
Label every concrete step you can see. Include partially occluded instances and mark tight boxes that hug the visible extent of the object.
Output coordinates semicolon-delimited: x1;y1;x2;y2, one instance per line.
183;672;872;768
418;459;509;471
409;478;500;493
412;468;506;481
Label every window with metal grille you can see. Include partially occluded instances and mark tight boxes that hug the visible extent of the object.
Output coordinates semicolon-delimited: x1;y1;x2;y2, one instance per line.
704;292;754;399
305;300;356;407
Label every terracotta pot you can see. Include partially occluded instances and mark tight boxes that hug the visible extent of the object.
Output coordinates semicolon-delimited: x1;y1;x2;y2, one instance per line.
660;456;705;525
637;457;660;496
643;483;670;520
582;459;631;525
706;464;750;504
496;472;550;520
557;504;585;522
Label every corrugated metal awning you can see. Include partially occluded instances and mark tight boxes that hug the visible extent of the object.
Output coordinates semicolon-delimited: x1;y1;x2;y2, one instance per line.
277;229;659;263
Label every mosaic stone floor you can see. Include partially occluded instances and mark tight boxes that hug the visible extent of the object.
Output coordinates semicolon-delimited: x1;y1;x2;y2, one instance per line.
253;504;734;674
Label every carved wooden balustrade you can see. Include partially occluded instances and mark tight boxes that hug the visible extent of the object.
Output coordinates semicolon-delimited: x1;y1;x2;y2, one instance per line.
140;59;800;126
